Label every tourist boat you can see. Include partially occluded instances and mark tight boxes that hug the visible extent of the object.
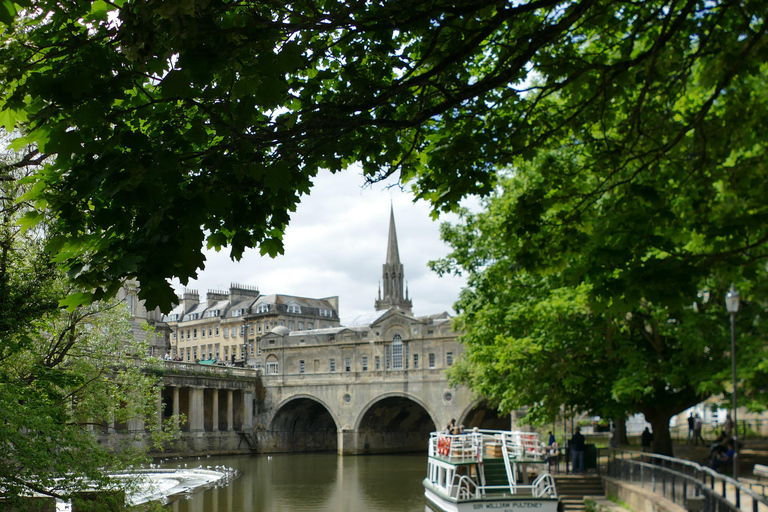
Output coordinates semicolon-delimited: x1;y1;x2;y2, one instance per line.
423;429;560;512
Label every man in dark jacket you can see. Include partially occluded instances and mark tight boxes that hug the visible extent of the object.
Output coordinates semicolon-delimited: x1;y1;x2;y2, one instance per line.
571;427;585;473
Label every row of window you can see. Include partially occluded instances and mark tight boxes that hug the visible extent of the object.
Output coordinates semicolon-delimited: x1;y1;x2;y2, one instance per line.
175;342;256;362
172;318;329;342
268;352;454;376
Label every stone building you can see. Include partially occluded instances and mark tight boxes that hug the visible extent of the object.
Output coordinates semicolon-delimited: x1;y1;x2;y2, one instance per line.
117;280;172;357
259;207;460;378
165;284;341;365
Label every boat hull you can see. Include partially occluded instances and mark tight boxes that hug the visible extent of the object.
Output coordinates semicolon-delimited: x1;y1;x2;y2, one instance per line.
424;480;560;512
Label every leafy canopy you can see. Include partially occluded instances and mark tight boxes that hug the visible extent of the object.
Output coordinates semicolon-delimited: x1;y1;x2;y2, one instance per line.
0;0;766;311
0;141;175;505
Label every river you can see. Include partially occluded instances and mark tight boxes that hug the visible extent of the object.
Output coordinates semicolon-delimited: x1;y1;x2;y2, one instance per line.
161;453;428;512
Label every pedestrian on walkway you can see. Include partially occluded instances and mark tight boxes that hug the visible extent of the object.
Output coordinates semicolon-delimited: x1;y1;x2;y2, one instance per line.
687;413;695;443
571;427;585;473
641;427;654;453
693;414;705;445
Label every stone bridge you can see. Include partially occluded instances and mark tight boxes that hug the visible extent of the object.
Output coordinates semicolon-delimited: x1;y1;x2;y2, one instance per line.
141;362;510;456
150;361;514;455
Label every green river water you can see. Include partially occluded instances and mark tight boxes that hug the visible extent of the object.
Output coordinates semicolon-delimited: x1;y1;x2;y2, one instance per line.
161;453;428;512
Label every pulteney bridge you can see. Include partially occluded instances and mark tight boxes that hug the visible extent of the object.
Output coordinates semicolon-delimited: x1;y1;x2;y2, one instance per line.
141;361;509;456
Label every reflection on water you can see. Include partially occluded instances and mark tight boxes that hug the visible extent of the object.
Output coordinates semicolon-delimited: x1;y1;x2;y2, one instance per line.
163;453;426;512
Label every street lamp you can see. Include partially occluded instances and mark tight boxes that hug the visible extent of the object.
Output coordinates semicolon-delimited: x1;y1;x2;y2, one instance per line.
725;285;740;480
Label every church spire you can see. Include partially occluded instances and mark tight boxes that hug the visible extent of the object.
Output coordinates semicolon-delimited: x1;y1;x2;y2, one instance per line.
375;207;413;315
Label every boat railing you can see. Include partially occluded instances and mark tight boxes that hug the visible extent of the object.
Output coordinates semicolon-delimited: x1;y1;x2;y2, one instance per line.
451;474;480;500
532;472;558;498
430;429;547;462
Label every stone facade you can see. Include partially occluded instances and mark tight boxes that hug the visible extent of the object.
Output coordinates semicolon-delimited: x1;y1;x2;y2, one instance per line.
117;280;172;357
164;284;340;366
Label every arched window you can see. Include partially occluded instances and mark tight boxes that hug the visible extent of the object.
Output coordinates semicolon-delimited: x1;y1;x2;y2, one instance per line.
266;354;279;375
392;334;403;370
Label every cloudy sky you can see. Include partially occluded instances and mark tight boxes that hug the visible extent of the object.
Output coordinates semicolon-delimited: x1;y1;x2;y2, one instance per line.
172;168;478;321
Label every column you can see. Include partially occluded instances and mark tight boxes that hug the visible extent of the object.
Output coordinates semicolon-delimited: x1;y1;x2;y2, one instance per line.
243;392;253;429
190;388;205;432
173;387;180;430
212;390;220;432
227;390;234;431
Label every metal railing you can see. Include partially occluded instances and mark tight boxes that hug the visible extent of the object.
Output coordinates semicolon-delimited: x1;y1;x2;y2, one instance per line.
608;450;768;512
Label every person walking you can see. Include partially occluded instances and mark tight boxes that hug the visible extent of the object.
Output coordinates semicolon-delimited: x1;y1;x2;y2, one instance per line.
687;413;695;443
693;414;705;445
571;427;585;473
641;427;654;453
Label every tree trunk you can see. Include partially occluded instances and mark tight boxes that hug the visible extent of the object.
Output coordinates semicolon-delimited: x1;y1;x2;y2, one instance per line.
614;418;629;446
645;412;674;456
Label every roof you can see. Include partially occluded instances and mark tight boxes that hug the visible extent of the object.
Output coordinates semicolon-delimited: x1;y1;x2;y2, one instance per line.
341;310;389;327
254;294;337;310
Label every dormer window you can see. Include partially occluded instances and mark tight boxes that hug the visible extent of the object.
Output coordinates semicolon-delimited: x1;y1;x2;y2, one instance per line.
257;304;270;314
287;304;301;314
319;308;332;317
207;310;220;318
231;309;244;317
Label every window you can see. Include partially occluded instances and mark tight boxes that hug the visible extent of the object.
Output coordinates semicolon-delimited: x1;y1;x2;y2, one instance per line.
231;308;243;317
249;323;254;334
215;345;220;359
257;304;270;314
299;360;305;374
319;308;332;317
257;341;262;355
428;329;434;335
201;328;206;338
392;335;403;370
298;321;304;330
232;326;237;337
300;338;305;344
240;325;245;336
345;357;351;372
258;322;262;334
330;358;336;372
289;321;295;331
215;326;219;336
186;329;190;339
223;328;228;338
447;352;454;366
193;347;197;359
307;323;313;330
279;320;284;326
287;304;301;314
249;342;254;356
193;328;197;339
375;356;381;370
385;345;391;370
413;353;419;369
208;310;220;318
266;355;279;375
224;347;229;359
172;332;176;340
429;353;436;369
362;356;368;371
186;348;191;361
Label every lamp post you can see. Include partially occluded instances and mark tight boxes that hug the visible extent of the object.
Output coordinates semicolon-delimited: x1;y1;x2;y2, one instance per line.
725;285;740;480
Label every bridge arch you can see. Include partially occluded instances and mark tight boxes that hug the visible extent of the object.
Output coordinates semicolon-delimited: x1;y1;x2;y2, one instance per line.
353;392;437;454
269;394;339;453
458;399;513;430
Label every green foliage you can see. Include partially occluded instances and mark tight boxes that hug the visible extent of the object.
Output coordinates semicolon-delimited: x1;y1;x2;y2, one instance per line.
0;1;765;311
436;162;768;453
0;142;178;505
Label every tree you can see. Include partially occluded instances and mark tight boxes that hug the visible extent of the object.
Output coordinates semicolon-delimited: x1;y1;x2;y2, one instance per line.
434;168;768;456
0;144;173;506
0;0;765;311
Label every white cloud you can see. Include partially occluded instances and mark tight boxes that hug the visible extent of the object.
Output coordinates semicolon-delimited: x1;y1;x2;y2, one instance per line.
172;168;475;319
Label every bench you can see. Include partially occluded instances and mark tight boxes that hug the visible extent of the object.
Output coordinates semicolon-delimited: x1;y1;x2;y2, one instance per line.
753;464;768;480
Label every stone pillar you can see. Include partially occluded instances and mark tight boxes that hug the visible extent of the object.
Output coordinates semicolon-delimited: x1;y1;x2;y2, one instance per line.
190;388;205;432
156;391;163;432
127;417;144;433
227;390;234;431
172;387;180;430
212;390;220;432
243;392;253;429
